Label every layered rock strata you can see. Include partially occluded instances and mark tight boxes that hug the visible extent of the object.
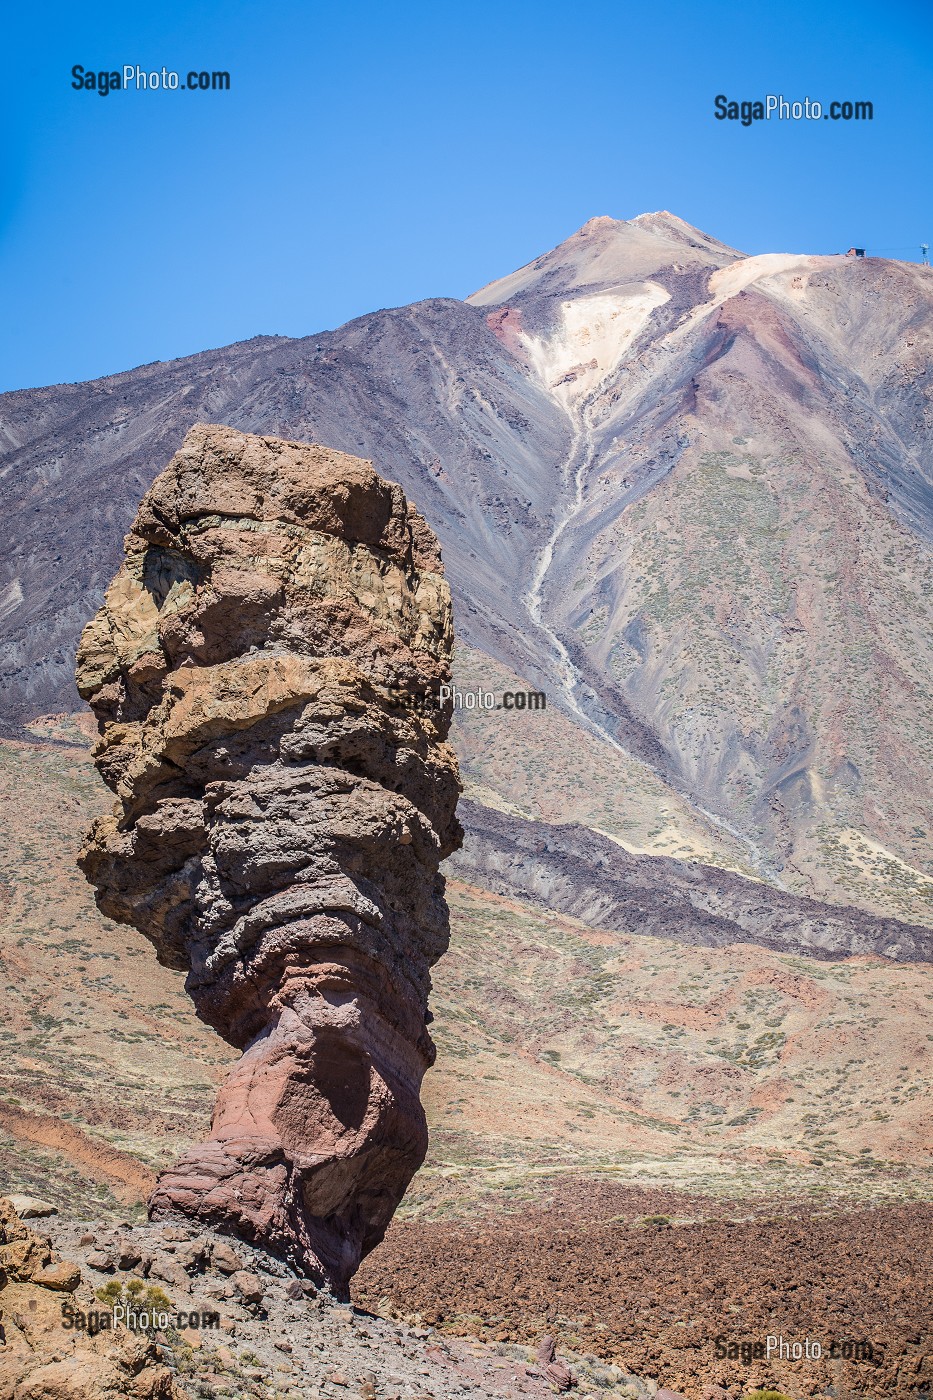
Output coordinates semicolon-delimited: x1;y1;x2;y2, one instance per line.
76;424;462;1294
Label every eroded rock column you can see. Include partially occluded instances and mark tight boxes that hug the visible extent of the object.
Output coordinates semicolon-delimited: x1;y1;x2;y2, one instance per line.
76;424;461;1294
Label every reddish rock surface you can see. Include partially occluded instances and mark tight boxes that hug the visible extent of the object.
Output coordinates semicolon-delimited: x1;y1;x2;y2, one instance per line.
354;1181;933;1398
76;424;462;1295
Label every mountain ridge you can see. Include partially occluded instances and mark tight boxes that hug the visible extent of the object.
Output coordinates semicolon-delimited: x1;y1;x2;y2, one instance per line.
1;213;931;921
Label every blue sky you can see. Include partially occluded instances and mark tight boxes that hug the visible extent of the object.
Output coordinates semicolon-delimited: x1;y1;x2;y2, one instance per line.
2;0;931;391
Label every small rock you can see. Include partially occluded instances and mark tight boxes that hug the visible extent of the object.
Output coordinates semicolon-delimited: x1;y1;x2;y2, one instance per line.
210;1239;244;1274
117;1244;143;1270
656;1391;690;1400
177;1238;211;1273
31;1260;82;1292
85;1250;114;1271
231;1269;264;1304
159;1225;192;1242
6;1195;57;1219
537;1335;576;1392
151;1250;191;1281
79;1232;96;1246
274;1339;293;1353
285;1279;304;1300
328;1373;349;1388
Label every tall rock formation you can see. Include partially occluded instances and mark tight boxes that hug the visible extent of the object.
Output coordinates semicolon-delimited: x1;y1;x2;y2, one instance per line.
6;214;931;922
76;424;462;1294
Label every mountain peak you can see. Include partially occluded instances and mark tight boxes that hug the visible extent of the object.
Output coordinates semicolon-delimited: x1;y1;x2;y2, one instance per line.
575;214;621;235
630;209;741;252
469;212;742;307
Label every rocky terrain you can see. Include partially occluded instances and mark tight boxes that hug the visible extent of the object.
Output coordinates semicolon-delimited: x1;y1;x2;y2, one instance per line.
2;1195;692;1400
1;216;932;1398
2;713;932;1396
75;426;461;1293
2;718;932;1215
450;800;933;962
1;214;931;920
3;1183;930;1400
0;1195;176;1399
4;714;933;1203
356;1180;933;1400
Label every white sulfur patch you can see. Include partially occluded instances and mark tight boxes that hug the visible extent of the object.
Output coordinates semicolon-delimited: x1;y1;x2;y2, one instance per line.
707;252;823;302
522;285;670;407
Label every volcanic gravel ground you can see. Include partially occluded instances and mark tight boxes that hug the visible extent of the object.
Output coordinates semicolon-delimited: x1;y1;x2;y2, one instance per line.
354;1183;933;1399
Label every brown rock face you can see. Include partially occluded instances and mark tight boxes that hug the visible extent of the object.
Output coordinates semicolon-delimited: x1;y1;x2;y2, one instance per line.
0;1198;178;1399
76;424;462;1295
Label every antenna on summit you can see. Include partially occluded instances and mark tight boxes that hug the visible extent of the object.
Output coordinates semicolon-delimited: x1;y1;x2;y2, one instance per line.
921;243;929;266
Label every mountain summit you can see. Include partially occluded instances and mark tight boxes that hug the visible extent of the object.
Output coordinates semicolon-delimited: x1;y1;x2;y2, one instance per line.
468;211;742;305
1;215;931;922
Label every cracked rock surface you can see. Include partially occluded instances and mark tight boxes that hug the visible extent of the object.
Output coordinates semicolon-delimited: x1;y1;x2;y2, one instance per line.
76;425;462;1295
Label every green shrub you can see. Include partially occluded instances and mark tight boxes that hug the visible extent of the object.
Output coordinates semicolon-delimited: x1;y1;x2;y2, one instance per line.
94;1277;173;1328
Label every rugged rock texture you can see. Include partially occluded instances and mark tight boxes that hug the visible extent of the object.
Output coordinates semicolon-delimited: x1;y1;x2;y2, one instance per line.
76;424;462;1295
452;799;933;961
3;213;931;922
28;1213;598;1400
0;1197;179;1400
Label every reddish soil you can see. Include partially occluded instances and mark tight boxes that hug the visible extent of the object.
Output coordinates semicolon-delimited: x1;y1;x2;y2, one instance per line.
0;1103;155;1203
354;1182;933;1399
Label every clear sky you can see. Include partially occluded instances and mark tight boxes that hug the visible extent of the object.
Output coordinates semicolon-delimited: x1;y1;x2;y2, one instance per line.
2;0;931;392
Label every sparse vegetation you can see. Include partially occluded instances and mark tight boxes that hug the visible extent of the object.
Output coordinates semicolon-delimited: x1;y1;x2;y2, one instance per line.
95;1277;174;1326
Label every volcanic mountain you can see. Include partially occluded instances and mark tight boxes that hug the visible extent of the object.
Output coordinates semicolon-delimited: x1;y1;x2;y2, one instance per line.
1;212;931;920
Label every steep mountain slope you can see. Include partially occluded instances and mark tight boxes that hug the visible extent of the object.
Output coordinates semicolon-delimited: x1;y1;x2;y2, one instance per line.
1;213;931;918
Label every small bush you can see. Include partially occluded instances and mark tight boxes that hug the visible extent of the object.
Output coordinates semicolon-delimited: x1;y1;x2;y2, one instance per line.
94;1277;173;1328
